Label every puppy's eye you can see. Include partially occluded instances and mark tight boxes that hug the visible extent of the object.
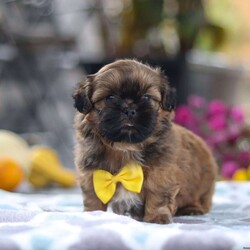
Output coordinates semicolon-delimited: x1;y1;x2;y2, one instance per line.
142;94;151;101
105;95;119;104
105;95;115;101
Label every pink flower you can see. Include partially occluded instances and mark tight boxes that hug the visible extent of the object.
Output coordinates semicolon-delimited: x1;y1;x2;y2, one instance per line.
230;107;245;124
175;96;247;179
221;161;239;178
175;106;194;126
188;95;206;109
210;131;227;145
208;114;227;131
223;153;236;163
208;100;227;116
227;124;241;144
238;151;250;168
204;138;215;151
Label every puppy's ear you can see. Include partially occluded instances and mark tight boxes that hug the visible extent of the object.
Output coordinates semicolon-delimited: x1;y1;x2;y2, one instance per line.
73;77;93;114
161;87;176;112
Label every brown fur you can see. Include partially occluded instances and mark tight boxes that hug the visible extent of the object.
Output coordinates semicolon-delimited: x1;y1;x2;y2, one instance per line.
73;59;217;224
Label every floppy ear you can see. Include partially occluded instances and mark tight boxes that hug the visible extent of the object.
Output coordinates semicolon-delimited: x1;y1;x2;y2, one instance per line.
161;87;176;112
73;76;93;114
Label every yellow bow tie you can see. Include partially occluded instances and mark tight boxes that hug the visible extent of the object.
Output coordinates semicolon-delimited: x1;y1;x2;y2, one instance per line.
93;163;144;204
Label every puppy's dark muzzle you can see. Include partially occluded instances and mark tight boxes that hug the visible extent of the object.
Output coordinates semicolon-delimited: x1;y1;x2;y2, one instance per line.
124;108;137;118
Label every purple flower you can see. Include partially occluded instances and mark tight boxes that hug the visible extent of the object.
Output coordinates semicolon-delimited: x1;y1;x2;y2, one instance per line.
175;95;247;179
223;153;236;163
230;107;245;124
175;106;194;126
208;100;227;116
208;114;227;131
227;124;241;144
204;138;215;151
238;151;250;168
221;161;239;178
188;95;206;109
210;131;227;145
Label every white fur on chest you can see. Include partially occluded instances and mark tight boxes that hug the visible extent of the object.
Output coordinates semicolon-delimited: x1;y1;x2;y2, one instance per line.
108;185;142;211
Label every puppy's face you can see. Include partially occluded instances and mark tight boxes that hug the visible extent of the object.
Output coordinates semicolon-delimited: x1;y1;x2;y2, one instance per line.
73;60;175;144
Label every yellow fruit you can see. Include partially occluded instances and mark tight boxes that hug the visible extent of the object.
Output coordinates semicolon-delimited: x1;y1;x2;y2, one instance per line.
0;157;24;191
0;130;30;173
232;169;248;181
29;147;76;188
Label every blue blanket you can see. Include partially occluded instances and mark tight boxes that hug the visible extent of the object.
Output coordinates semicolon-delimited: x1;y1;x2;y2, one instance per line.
0;182;250;250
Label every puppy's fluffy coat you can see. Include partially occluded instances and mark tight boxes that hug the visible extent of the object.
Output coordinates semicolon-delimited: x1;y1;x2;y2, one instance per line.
73;59;217;224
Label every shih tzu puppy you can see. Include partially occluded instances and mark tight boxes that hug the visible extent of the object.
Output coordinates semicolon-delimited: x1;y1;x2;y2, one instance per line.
73;59;217;224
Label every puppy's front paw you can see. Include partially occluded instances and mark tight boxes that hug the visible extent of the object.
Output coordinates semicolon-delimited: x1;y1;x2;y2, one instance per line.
143;214;173;224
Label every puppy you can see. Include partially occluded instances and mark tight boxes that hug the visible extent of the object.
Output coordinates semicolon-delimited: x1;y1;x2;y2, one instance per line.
73;59;217;224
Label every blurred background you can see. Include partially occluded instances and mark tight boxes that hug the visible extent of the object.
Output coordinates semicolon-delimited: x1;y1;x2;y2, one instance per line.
1;0;250;191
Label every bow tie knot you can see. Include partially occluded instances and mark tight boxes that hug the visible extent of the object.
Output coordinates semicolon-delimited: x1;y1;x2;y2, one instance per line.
93;162;144;204
111;175;119;184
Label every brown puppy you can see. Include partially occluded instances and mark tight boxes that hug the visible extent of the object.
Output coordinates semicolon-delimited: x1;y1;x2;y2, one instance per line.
73;59;217;224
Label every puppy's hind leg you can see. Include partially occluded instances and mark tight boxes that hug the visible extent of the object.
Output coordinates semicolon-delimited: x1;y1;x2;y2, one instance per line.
199;183;215;214
175;185;215;216
175;203;205;216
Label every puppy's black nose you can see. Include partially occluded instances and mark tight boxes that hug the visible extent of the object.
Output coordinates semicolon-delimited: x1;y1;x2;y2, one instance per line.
125;108;137;117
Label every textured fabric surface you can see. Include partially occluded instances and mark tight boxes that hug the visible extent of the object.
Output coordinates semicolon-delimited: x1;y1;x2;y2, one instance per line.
0;182;250;250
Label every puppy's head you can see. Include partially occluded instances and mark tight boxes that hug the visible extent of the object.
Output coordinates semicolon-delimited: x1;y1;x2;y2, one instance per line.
73;59;175;144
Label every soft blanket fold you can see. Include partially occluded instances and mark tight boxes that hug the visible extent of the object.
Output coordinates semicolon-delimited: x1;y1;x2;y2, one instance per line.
0;182;250;250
